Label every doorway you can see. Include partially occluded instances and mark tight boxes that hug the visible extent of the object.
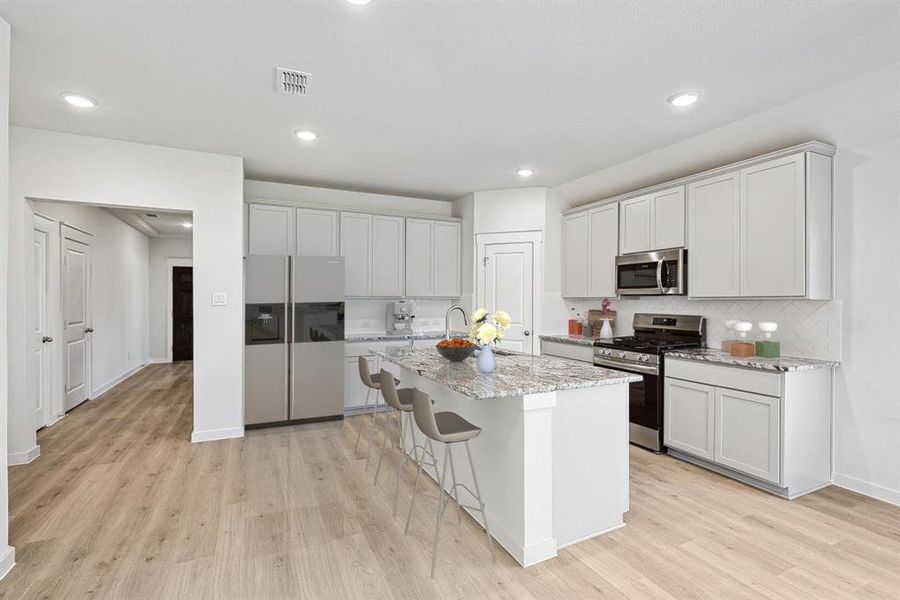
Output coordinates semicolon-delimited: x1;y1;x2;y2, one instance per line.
61;224;93;412
476;231;542;355
171;266;193;361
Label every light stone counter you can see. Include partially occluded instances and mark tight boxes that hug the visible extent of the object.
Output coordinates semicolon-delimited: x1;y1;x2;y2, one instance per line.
665;348;839;372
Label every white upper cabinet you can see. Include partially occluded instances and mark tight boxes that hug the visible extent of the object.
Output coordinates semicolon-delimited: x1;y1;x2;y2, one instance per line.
618;195;651;254
405;219;434;297
649;186;685;250
688;173;741;297
563;205;618;298
340;212;373;297
371;215;404;297
619;186;685;254
405;218;461;298
248;204;295;255
688;151;829;299
433;221;461;297
562;213;589;298
296;208;339;256
740;154;806;297
588;205;618;298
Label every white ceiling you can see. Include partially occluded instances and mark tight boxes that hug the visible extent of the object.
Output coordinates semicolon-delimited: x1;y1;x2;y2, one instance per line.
107;207;192;238
2;1;898;200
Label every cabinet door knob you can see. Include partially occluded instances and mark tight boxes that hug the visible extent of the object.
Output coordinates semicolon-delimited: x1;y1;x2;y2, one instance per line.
42;336;53;343
85;327;94;333
524;330;531;336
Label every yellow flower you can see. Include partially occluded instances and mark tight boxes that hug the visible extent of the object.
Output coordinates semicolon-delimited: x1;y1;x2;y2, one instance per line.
472;308;488;323
493;311;511;329
475;323;498;345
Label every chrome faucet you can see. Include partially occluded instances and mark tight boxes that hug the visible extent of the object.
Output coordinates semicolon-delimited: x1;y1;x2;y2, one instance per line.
445;305;469;339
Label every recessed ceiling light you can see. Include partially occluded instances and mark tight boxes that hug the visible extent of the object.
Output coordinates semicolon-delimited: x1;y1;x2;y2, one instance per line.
668;91;701;107
293;129;318;141
347;0;371;4
61;93;97;109
517;168;534;177
182;222;193;229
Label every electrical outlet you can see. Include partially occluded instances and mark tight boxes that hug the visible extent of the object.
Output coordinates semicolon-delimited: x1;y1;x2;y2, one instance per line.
211;292;228;306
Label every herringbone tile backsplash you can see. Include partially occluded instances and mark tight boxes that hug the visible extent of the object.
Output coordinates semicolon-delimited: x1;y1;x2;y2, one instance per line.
563;297;841;361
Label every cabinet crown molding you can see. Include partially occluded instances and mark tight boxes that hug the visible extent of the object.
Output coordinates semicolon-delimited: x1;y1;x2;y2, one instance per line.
563;140;836;217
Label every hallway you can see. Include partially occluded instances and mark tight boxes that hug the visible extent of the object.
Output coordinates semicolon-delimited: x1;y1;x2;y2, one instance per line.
1;363;898;599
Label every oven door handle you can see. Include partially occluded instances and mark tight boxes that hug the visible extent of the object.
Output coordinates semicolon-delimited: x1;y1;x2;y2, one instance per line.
593;357;659;376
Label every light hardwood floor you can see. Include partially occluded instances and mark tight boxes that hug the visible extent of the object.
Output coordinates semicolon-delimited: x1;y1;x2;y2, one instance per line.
1;362;898;599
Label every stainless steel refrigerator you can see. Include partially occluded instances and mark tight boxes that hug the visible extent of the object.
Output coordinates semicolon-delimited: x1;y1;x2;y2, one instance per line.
244;255;345;427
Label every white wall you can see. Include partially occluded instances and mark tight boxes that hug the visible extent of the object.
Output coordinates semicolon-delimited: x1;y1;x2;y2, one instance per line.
551;64;900;504
471;187;547;234
9;127;245;446
0;16;15;581
29;201;151;400
148;236;192;361
244;179;453;217
832;137;900;503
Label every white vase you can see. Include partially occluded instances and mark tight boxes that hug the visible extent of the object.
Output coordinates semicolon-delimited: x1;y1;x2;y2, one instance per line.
477;345;496;374
600;319;614;340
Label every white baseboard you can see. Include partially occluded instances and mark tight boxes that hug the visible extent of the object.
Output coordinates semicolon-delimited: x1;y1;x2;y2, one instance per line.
91;362;148;398
0;545;15;580
146;357;170;364
8;445;40;466
833;472;900;506
191;426;244;443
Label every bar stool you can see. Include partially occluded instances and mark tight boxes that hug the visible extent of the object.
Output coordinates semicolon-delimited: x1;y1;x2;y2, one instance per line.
353;357;398;469
373;369;438;516
405;388;495;577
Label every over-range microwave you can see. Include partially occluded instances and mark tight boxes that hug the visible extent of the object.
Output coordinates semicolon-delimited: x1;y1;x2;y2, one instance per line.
615;248;686;296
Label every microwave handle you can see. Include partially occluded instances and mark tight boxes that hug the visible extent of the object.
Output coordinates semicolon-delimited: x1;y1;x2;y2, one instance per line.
657;259;673;294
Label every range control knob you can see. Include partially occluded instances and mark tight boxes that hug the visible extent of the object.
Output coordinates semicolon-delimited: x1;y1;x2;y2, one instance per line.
640;354;650;362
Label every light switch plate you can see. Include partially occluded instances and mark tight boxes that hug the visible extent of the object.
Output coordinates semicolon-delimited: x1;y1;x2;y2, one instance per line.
211;292;228;306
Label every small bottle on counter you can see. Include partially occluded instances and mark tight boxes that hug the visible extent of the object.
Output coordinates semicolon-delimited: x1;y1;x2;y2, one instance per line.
575;312;584;336
568;307;578;335
755;322;781;358
721;320;739;353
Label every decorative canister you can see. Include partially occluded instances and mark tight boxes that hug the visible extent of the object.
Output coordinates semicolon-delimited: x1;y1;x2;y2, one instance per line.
730;322;756;357
755;322;781;358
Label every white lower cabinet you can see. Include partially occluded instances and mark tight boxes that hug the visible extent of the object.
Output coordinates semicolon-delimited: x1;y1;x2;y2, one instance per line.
714;388;780;484
344;355;375;410
664;379;715;460
664;358;832;499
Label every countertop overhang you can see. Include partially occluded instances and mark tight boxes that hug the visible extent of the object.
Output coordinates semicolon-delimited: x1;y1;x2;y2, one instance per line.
375;347;640;400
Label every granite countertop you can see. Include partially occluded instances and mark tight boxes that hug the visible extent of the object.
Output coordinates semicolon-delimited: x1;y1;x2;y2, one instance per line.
539;334;600;347
665;348;840;373
346;330;466;342
375;347;640;400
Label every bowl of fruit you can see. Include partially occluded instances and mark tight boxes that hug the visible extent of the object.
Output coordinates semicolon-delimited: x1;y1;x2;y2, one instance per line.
436;337;477;362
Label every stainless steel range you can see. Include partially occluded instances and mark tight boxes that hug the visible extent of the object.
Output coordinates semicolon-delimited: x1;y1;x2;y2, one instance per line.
593;313;705;452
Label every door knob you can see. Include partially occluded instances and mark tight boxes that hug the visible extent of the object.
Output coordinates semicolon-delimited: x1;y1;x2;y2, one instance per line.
85;328;94;333
524;330;531;336
42;336;53;343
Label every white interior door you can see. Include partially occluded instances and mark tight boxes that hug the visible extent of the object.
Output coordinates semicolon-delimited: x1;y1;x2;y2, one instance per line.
32;224;52;428
477;235;536;354
62;225;92;411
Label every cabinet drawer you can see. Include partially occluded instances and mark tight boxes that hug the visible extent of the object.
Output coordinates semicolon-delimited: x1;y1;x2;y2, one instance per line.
665;358;781;397
345;341;386;357
541;340;594;363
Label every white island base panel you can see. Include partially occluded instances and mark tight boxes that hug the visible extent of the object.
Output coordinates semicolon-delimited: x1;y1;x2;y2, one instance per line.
388;365;630;567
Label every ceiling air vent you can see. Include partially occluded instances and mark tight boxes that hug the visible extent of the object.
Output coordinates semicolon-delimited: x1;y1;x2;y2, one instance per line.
275;67;311;97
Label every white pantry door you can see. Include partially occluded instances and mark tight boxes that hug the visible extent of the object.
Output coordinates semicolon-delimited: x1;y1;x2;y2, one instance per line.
62;225;92;411
477;233;537;354
32;220;53;428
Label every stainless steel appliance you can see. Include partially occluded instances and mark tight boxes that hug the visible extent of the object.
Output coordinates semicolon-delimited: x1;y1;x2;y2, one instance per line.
386;299;416;335
615;248;686;296
244;255;345;428
593;313;705;452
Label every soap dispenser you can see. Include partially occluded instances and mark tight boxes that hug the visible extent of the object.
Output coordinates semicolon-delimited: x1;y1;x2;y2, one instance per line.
755;322;781;358
730;322;756;357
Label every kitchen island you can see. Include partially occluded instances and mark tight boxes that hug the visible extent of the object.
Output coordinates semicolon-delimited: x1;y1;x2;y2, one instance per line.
376;346;640;567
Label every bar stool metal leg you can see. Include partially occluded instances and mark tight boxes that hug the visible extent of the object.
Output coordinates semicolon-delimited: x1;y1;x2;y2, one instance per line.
447;444;463;524
392;411;416;516
404;437;438;535
364;392;382;471
431;444;452;578
353;387;373;454
466;439;496;563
